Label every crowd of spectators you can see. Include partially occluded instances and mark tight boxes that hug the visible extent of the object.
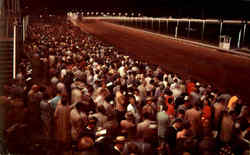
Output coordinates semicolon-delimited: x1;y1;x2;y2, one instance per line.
0;17;249;155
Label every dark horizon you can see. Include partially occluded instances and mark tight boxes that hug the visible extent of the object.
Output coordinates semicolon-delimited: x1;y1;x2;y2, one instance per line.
21;0;250;20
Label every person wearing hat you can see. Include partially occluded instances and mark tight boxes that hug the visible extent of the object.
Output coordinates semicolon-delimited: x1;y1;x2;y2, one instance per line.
177;96;190;111
145;97;157;114
110;136;126;155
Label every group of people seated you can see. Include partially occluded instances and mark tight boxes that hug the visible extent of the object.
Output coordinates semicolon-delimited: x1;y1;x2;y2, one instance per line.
0;16;249;155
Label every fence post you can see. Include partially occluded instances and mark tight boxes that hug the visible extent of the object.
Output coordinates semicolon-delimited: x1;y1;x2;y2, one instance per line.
188;19;191;38
219;20;223;40
201;20;205;40
175;19;179;38
159;18;161;32
166;19;169;34
151;17;154;30
242;21;247;47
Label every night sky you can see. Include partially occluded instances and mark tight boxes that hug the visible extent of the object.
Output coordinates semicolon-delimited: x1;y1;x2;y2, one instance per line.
21;0;250;19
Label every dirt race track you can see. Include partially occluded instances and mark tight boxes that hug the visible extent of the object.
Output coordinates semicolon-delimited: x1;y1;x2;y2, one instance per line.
75;19;250;102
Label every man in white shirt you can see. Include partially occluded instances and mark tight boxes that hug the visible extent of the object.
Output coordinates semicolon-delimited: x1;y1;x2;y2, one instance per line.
127;95;140;123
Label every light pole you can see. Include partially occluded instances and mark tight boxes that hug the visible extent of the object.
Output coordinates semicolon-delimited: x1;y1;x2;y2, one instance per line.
242;20;247;47
219;19;223;42
188;18;191;38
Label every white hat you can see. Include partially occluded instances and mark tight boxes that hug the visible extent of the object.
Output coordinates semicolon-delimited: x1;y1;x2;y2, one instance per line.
51;76;59;84
196;82;200;86
184;96;189;101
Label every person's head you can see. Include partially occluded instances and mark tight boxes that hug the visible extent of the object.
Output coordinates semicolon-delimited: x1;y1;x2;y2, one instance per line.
177;109;185;119
129;95;136;105
78;136;94;151
127;142;140;155
146;97;153;104
203;98;211;106
56;82;65;95
182;121;191;130
76;102;85;112
194;101;201;110
161;104;168;112
173;118;183;130
97;105;106;115
125;111;135;121
218;98;225;104
168;97;173;104
61;93;68;106
88;117;97;128
229;110;237;120
114;136;126;150
134;89;139;95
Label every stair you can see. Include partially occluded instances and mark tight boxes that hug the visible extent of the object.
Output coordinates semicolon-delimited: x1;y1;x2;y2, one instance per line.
0;40;13;95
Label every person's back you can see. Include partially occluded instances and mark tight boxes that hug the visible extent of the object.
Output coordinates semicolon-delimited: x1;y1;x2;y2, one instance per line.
54;98;71;145
213;101;225;130
157;110;170;139
185;107;202;137
136;119;155;139
219;112;235;143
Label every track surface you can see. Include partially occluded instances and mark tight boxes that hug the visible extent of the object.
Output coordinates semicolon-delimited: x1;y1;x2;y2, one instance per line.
75;19;250;102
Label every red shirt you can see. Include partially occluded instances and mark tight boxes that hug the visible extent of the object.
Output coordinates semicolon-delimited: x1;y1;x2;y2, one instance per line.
187;82;195;95
202;105;212;120
165;96;175;116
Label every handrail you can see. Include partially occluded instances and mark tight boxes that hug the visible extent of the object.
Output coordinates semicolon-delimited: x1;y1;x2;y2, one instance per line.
81;16;249;24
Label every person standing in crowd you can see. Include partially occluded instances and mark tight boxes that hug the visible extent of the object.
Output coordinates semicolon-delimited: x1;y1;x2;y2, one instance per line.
115;88;126;122
40;91;53;138
89;105;108;128
165;97;175;121
70;102;88;142
54;94;71;152
156;104;170;154
213;98;226;130
185;102;202;138
120;112;136;137
219;110;237;144
165;118;183;155
127;95;140;123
